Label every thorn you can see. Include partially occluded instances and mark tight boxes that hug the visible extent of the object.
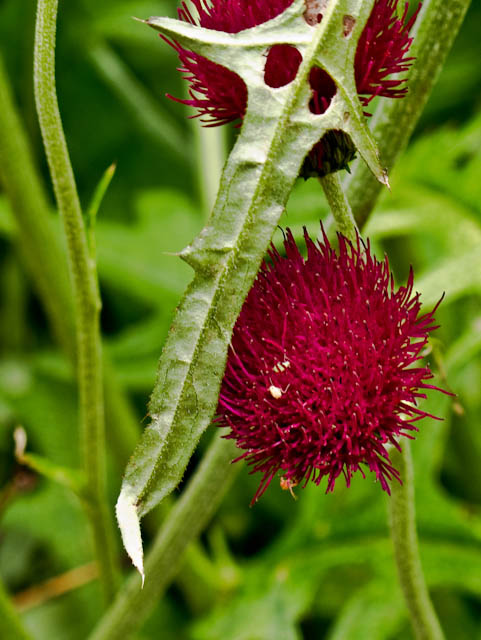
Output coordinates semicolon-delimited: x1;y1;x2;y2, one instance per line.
382;169;391;190
179;246;199;269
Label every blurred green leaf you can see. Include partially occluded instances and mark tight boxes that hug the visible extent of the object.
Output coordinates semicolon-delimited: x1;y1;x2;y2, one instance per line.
0;196;16;238
88;2;174;47
0;483;90;579
327;581;404;640
87;42;191;163
14;427;84;497
446;318;481;373
365;185;481;253
96;188;199;304
415;246;481;308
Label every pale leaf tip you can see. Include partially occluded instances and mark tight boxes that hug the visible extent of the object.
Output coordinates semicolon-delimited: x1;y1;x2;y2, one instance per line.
144;16;161;26
116;490;145;583
382;169;390;190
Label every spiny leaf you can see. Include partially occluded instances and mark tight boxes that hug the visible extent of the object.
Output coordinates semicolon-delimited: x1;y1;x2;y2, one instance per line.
118;0;385;576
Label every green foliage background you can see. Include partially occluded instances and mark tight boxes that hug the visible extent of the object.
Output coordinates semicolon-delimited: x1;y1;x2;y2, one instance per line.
1;0;481;637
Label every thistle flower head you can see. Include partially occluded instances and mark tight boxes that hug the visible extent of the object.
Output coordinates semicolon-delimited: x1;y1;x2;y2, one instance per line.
165;0;420;171
167;0;293;126
217;229;444;502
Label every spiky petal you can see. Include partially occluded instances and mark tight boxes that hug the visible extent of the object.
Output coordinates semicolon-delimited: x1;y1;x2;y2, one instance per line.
217;229;445;502
355;1;421;106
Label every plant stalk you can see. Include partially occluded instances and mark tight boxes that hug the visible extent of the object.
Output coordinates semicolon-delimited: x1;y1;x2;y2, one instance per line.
0;50;227;608
320;172;358;243
189;104;227;216
1;26;209;612
34;0;119;602
388;444;445;640
89;436;239;640
0;53;75;354
0;51;141;470
344;0;472;228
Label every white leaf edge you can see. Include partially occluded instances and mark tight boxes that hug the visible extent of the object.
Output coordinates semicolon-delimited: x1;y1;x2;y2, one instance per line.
116;490;145;585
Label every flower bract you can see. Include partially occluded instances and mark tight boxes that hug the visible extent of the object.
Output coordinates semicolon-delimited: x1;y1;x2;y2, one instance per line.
165;0;420;175
217;229;444;502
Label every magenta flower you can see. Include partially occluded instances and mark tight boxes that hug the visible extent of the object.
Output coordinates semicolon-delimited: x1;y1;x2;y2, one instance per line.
165;0;420;174
217;229;444;502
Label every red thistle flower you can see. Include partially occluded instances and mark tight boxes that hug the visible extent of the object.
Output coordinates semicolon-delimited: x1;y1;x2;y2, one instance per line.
165;0;420;173
217;229;444;502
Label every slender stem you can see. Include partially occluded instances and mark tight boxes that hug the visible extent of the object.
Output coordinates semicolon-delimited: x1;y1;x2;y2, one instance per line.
4;10;232;618
0;580;32;640
388;444;445;640
0;52;141;470
34;0;119;602
0;53;75;355
182;73;227;216
320;172;358;243
343;0;472;229
89;436;239;640
193;119;227;216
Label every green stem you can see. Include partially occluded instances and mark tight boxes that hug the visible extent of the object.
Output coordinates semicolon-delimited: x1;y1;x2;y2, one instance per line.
0;53;75;355
320;172;358;243
89;436;238;640
0;51;141;470
388;444;445;640
344;0;472;228
192;115;227;216
34;0;119;602
0;48;221;596
183;70;227;215
0;580;32;640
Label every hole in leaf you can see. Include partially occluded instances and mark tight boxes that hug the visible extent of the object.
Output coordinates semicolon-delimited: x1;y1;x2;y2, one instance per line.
264;45;303;88
343;14;356;37
308;67;337;114
303;0;325;25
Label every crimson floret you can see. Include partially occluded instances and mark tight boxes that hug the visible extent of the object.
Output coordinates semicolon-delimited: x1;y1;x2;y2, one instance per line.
217;229;444;502
165;0;420;175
